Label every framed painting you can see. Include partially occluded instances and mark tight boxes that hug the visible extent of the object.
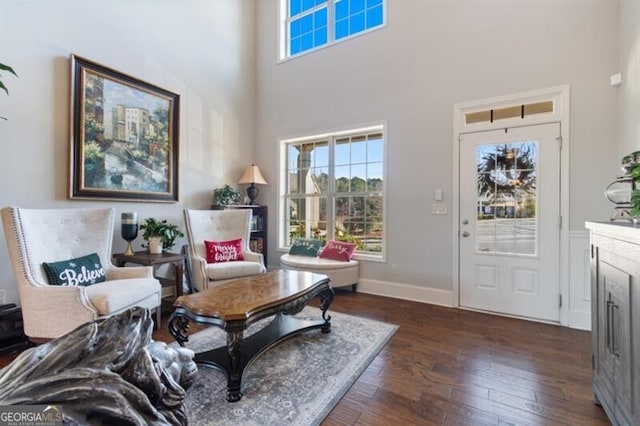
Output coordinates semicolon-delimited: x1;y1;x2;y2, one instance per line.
69;55;179;202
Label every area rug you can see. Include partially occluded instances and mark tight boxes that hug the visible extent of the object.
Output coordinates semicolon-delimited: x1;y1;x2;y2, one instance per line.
173;307;398;426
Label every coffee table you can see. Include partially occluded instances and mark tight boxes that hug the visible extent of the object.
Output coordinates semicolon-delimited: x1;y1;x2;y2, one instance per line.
168;269;334;402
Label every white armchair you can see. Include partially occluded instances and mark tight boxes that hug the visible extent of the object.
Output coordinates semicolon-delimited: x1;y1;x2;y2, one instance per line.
183;209;266;291
1;207;162;340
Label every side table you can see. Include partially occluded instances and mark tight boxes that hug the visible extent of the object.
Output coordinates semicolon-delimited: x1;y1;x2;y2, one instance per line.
113;251;186;298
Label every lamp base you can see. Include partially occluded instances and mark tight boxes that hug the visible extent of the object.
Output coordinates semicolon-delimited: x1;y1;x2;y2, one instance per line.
246;185;259;205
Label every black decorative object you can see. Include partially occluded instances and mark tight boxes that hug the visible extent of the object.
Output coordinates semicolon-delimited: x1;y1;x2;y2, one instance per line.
121;212;138;256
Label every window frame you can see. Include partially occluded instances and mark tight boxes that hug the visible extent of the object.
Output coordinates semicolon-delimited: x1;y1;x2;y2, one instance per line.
278;123;387;262
278;0;387;61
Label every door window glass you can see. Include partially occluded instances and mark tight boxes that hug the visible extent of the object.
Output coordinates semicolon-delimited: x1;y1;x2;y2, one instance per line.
476;141;537;255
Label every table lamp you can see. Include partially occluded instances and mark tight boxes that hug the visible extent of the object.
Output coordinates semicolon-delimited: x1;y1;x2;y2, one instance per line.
238;164;267;205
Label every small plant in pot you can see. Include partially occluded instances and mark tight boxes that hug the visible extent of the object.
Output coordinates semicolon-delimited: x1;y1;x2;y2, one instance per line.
213;184;241;208
140;218;184;254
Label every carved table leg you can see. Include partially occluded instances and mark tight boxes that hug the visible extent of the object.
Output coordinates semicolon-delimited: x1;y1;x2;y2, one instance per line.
168;314;190;347
226;329;244;402
319;287;335;333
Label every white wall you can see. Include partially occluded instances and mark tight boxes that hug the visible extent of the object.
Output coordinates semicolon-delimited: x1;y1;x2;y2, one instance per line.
619;0;640;157
256;0;619;298
0;0;256;304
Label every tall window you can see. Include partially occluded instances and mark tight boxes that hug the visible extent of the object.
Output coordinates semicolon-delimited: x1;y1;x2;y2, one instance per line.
281;126;385;258
284;0;385;58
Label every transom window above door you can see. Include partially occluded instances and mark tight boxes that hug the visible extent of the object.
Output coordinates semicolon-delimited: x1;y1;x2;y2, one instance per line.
280;0;386;60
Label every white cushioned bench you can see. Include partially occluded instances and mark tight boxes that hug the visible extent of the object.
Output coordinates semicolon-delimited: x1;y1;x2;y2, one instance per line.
280;254;359;291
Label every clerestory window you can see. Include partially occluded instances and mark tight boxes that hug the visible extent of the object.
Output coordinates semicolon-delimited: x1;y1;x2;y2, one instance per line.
281;0;385;59
280;125;385;259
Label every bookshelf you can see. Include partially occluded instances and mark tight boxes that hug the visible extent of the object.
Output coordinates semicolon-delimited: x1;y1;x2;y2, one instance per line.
226;205;268;263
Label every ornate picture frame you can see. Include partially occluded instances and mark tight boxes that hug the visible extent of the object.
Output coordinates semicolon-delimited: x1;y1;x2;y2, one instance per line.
69;55;179;202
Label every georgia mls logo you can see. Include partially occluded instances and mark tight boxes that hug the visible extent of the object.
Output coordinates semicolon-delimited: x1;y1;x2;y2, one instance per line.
0;404;62;425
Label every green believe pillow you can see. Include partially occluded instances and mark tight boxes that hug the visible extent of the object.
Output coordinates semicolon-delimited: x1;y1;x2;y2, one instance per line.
42;252;106;286
289;238;322;257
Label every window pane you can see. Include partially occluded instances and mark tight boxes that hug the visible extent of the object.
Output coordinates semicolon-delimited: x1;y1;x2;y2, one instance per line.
315;8;327;27
290;19;301;38
301;14;313;33
314;28;327;46
367;136;383;162
311;167;329;192
288;196;327;243
290;0;302;16
302;0;315;13
335;139;350;165
475;141;538;256
335;18;349;39
350;0;365;14
367;163;383;190
335;166;350;190
350;166;366;190
315;0;328;5
335;0;348;19
290;37;301;55
351;138;367;163
314;143;329;167
287;144;300;170
350;12;365;33
366;4;383;28
366;0;382;6
301;33;314;52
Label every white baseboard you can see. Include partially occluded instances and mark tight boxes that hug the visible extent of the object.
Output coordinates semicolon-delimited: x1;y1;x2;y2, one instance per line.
568;311;591;331
357;278;454;307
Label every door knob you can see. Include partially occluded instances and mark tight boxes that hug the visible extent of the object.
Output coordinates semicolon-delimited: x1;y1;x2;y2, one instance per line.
462;231;470;237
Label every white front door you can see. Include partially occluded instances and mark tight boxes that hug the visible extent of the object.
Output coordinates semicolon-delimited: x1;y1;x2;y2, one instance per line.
459;123;561;322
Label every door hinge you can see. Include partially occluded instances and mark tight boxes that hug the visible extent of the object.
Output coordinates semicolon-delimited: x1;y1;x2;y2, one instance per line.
557;135;563;150
559;294;563;308
592;354;595;370
559;215;562;229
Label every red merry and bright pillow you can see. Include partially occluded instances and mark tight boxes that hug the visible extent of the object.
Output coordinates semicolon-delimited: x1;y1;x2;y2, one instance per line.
319;240;356;261
205;239;244;263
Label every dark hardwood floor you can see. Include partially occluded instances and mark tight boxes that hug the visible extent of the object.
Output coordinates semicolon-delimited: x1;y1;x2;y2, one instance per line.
1;292;610;425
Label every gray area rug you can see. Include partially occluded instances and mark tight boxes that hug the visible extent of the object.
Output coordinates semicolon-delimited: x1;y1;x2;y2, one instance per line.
172;307;398;426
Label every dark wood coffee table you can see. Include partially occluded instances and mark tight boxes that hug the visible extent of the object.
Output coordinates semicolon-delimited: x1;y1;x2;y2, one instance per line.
168;269;334;402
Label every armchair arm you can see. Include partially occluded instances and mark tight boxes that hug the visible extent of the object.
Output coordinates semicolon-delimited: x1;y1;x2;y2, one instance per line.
19;284;98;339
106;266;154;280
189;253;209;292
243;251;265;269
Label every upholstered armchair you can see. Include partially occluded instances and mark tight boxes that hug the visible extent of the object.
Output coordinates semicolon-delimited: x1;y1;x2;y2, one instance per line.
1;207;162;340
183;209;266;291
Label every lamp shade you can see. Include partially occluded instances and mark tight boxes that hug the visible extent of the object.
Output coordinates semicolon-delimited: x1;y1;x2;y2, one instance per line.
238;164;268;185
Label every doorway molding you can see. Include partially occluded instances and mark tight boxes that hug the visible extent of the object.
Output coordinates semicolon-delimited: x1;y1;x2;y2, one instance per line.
452;85;571;326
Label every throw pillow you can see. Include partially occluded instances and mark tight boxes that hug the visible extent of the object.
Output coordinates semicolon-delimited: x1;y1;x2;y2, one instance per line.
319;240;356;261
42;253;106;286
288;238;322;257
205;239;245;263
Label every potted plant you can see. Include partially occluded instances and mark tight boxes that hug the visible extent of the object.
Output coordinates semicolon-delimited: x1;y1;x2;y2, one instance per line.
213;184;241;208
140;218;184;254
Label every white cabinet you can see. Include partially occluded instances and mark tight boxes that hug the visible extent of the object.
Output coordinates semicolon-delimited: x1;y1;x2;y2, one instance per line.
586;221;640;426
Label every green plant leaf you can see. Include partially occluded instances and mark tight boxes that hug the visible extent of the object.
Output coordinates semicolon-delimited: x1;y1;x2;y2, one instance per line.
0;81;8;95
0;63;17;77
